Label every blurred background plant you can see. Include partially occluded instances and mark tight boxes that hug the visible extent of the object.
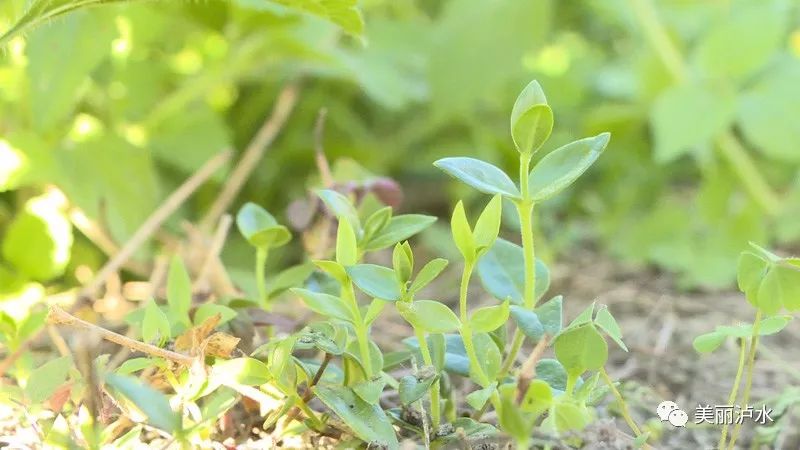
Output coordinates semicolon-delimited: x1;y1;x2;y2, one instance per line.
1;0;799;387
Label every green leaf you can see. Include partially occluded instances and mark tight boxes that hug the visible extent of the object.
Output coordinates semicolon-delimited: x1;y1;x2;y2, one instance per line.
497;383;528;442
758;315;793;335
757;263;800;314
297;323;347;356
594;307;627;351
347;264;402;301
650;82;735;163
398;374;438;406
470;300;510;333
465;382;496;410
105;373;180;433
115;358;153;376
738;251;770;302
472;332;502;385
403;334;471;377
23;9;116;130
336;219;359;266
313;260;349;285
450;201;475;261
266;263;315;298
291;288;354;323
738;59;800;162
194;304;237;326
313;385;399;449
477;238;550;305
267;336;297;389
364;299;387;326
428;333;446;372
25;355;72;403
521;379;552;416
434;157;521;199
236;202;291;249
473;195;502;253
318;189;361;233
554;323;608;376
693;3;788;82
352;377;386;405
693;331;726;354
363;207;392;243
509;306;544;341
528;133;610;202
392;242;413;284
397;300;460;333
566;303;595;330
535;295;563;336
0;0;121;47
142;301;171;345
265;0;364;38
510;80;553;154
409;258;449;293
2;196;73;281
364;215;436;251
551;398;590;432
210;357;271;386
382;351;412;372
166;256;191;324
536;359;569;392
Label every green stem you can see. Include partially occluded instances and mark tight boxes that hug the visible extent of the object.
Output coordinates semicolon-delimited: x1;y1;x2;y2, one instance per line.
343;282;373;377
718;337;747;450
296;397;325;429
565;373;578;397
461;326;491;387
628;0;687;81
600;368;643;438
498;153;537;377
499;329;525;378
415;327;441;430
726;310;763;450
458;262;491;386
255;247;268;306
627;0;780;215
716;133;781;215
459;261;473;322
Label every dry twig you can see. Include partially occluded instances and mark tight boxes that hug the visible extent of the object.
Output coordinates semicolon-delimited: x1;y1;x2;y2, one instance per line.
201;82;301;231
48;305;194;366
80;151;232;299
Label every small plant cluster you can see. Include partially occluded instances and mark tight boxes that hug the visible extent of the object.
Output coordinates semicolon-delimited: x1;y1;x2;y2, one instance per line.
693;243;799;450
29;80;652;449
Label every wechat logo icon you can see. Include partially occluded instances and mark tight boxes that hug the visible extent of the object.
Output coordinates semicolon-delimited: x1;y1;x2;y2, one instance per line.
657;401;688;427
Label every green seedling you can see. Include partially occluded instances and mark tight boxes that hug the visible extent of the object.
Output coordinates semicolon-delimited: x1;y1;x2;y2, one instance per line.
32;80;639;450
694;242;799;450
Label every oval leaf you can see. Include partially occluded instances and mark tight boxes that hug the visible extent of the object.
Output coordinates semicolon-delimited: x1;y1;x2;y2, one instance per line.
477;238;550;305
511;80;553;154
313;385;399;449
106;373;181;433
470;300;510;333
364;214;436;251
236;202;291;248
291;288;354;323
434;157;521;199
554;323;608;376
509;306;544;341
397;300;460;333
528;133;609;202
346;264;402;301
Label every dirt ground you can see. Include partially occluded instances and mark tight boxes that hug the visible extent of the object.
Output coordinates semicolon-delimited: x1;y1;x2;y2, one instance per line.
549;250;800;450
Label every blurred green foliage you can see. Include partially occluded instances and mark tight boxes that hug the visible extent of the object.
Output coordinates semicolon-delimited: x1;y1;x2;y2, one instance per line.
1;0;800;331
